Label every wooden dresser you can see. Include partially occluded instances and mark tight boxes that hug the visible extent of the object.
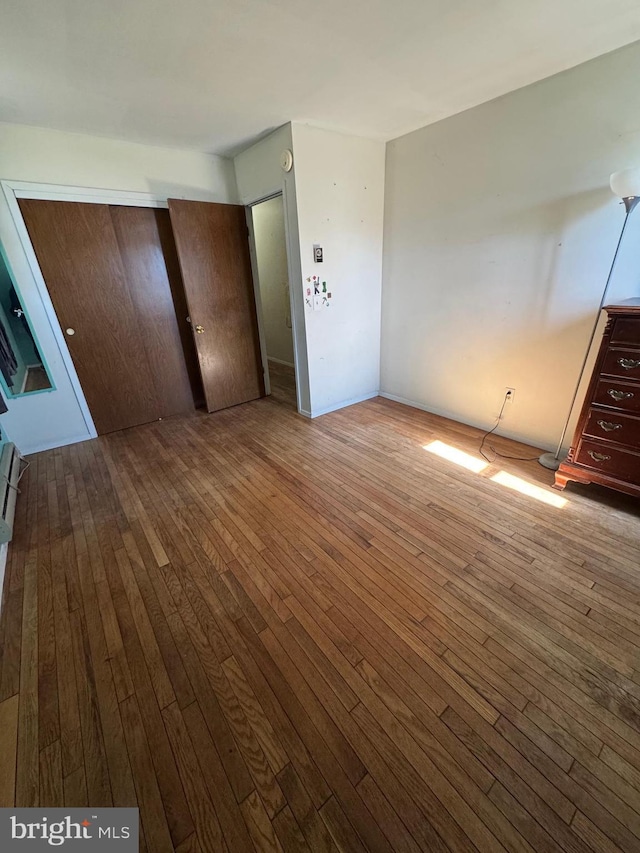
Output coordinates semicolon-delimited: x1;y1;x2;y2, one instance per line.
555;298;640;497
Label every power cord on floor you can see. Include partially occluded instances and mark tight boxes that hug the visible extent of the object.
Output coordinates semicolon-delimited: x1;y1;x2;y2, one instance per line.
17;456;30;485
479;392;540;463
0;455;29;495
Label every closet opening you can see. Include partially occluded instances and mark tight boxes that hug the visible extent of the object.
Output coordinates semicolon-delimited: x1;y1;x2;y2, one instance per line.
18;197;265;435
249;194;297;409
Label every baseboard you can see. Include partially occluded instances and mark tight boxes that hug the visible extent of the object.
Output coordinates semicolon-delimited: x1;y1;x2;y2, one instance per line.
19;432;94;456
379;391;462;419
267;357;295;368
378;391;553;452
310;391;379;418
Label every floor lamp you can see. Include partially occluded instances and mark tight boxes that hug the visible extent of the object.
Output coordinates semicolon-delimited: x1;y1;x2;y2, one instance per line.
539;168;640;471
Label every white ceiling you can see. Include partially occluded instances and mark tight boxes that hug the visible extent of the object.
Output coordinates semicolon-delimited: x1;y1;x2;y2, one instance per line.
3;0;640;157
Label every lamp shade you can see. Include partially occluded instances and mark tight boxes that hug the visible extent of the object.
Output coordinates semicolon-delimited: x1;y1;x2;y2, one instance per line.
610;168;640;199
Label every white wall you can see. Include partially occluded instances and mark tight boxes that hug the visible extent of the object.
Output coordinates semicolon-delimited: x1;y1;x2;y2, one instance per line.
0;122;237;454
381;41;640;452
236;124;385;418
235;126;293;207
291;124;385;416
253;196;294;366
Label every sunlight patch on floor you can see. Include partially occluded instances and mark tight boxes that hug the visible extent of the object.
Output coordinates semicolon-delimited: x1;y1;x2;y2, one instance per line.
423;440;568;508
423;440;488;473
491;470;567;508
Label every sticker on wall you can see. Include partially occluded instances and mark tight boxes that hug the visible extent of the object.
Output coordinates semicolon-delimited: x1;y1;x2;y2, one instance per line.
305;277;332;311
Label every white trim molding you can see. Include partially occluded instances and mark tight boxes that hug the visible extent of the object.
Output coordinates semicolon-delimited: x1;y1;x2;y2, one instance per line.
310;391;379;418
7;180;169;208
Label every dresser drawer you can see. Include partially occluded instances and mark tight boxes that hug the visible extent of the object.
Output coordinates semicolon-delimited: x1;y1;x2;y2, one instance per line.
601;346;640;380
592;378;640;414
611;317;640;345
575;439;640;483
583;408;640;445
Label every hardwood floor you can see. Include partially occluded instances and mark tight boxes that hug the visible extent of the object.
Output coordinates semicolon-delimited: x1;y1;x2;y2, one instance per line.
267;360;296;409
1;395;640;852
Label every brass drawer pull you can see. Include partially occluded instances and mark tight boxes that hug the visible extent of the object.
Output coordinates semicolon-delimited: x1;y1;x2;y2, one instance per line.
588;451;611;462
608;389;634;401
597;420;622;432
618;357;640;370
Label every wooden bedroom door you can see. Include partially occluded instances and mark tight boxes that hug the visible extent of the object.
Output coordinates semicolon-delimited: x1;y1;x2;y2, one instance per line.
168;199;265;412
19;200;199;434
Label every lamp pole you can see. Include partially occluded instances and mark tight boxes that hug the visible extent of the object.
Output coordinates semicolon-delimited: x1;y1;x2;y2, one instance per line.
539;190;640;471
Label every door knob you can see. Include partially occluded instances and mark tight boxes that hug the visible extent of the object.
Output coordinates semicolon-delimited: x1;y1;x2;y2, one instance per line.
195;325;205;334
66;328;75;336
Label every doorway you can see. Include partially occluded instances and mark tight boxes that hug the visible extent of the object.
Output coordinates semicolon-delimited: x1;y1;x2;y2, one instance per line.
251;195;297;409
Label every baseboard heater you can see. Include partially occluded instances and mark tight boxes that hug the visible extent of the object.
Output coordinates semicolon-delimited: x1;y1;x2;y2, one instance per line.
0;443;22;545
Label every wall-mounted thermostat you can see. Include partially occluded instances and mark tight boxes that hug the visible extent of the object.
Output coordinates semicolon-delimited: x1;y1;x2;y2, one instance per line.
313;244;323;263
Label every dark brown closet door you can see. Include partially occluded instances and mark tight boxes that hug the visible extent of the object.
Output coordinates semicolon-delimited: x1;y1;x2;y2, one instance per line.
168;199;264;412
110;206;202;411
19;200;196;434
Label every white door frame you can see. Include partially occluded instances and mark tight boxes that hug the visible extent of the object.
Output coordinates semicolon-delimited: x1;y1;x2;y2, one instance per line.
246;191;287;399
246;190;306;414
246;204;272;398
1;180;172;440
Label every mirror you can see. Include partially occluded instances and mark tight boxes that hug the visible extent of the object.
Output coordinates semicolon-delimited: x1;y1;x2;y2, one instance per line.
0;244;52;395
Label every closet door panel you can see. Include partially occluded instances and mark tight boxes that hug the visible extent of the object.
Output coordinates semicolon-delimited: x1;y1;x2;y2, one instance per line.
19;199;160;434
154;209;205;408
110;206;198;415
167;199;264;412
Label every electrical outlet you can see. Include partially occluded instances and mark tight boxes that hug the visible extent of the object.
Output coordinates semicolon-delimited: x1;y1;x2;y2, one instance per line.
505;387;515;403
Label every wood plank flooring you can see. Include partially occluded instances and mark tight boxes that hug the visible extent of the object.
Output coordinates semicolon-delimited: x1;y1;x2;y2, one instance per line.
267;360;296;409
1;394;640;852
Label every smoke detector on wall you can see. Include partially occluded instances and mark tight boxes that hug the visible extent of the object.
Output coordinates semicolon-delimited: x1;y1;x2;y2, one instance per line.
280;149;293;172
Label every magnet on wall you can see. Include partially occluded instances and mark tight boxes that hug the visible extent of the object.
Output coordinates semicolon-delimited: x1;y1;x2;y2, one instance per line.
313;244;323;263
